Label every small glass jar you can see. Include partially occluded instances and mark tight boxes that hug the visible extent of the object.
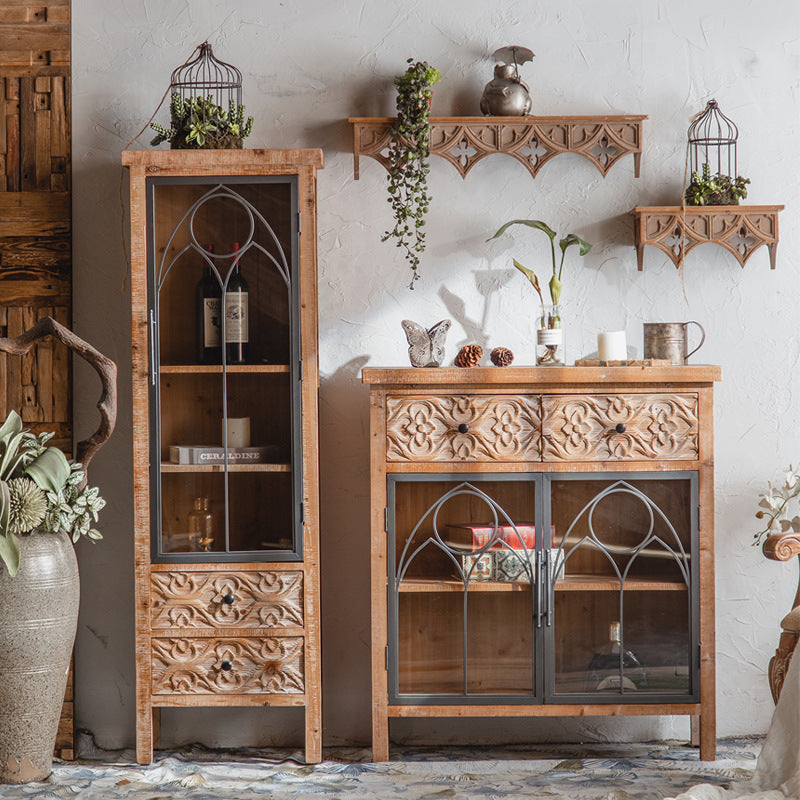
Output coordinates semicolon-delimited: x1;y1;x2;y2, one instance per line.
187;497;215;552
536;304;565;365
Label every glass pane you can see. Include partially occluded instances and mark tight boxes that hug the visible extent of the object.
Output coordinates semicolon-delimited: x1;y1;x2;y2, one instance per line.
151;178;297;560
550;478;692;697
393;478;536;697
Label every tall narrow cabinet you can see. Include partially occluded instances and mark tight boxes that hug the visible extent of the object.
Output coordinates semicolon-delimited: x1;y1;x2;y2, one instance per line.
363;366;720;761
123;149;323;764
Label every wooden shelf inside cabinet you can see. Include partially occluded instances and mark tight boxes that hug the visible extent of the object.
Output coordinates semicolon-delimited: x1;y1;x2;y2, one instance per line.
160;365;291;374
398;576;687;593
630;205;784;270
349;115;646;180
160;463;291;473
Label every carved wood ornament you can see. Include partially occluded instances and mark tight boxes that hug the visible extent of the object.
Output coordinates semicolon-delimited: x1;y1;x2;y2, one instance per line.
350;116;645;181
763;531;800;702
386;395;541;462
150;571;304;630
541;394;699;462
151;636;304;695
630;206;783;270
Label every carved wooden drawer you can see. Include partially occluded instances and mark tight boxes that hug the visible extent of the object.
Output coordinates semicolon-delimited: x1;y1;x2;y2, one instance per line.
386;394;541;462
541;393;699;461
151;635;305;695
150;570;304;630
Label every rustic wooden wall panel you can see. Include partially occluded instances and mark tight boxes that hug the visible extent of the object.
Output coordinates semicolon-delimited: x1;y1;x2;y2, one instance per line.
0;0;72;759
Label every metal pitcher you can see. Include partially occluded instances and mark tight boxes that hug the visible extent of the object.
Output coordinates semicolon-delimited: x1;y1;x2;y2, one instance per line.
643;321;706;365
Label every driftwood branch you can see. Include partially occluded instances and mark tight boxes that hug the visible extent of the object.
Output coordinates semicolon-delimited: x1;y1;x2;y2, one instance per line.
0;316;117;478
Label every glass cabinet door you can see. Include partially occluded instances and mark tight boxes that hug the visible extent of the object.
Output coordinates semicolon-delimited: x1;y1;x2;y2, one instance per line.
388;475;542;703
546;474;698;702
147;176;301;562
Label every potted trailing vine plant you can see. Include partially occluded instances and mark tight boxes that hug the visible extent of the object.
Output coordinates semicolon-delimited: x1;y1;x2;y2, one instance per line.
685;162;750;206
382;59;441;288
0;317;116;784
488;220;591;365
151;93;254;150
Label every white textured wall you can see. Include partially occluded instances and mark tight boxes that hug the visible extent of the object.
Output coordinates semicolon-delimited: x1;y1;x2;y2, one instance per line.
72;0;798;750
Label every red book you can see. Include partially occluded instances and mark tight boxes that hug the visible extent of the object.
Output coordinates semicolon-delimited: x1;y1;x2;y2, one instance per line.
447;522;535;551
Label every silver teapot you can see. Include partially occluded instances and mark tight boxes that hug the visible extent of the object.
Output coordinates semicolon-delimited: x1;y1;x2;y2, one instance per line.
480;46;534;117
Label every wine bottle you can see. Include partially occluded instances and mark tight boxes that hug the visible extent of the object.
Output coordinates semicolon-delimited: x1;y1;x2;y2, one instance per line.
584;621;648;692
196;244;221;364
225;242;249;365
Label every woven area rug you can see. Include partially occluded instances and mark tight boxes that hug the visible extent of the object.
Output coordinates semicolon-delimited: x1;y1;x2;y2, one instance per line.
0;738;760;799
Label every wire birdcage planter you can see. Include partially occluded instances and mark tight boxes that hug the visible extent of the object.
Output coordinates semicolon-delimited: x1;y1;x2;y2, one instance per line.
170;41;242;118
687;99;738;178
150;41;253;150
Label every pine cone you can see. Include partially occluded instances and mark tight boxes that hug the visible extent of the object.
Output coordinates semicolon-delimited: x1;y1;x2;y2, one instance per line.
490;347;514;367
455;344;483;367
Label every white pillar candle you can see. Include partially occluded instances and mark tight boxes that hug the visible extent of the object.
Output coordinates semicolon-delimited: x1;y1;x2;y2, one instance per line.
597;331;627;362
223;417;251;448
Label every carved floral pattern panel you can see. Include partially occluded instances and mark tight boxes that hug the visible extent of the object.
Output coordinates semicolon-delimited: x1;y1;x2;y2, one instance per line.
386;394;541;462
541;394;699;461
150;571;304;630
151;636;305;695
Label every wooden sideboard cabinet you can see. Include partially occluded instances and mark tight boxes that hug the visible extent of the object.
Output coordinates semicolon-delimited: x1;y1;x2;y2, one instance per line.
363;365;721;761
123;149;323;764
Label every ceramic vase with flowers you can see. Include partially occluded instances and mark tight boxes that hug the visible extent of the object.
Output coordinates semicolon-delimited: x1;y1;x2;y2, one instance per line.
0;318;116;784
489;219;591;365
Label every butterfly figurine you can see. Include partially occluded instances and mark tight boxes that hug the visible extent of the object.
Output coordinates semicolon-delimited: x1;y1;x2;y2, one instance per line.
401;319;452;368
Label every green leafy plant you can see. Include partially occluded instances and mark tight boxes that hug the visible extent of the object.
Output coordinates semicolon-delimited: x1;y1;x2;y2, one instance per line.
685;162;750;206
151;93;254;150
488;219;592;309
488;220;591;364
0;411;105;577
754;464;800;546
381;59;441;288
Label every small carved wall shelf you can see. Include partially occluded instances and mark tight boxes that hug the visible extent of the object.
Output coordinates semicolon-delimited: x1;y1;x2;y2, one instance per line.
630;205;784;270
349;116;646;180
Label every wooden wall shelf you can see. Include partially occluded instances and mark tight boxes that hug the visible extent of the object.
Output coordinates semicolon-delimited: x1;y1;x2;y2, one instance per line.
349;116;646;180
630;205;784;270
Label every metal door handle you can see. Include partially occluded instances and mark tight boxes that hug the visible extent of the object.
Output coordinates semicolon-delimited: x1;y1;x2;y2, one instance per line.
149;308;157;386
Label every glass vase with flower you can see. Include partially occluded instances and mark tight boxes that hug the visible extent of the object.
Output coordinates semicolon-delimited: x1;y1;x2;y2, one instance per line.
489;220;592;366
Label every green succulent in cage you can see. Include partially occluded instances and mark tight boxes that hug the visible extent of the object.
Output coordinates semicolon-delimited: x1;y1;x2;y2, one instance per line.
150;93;254;150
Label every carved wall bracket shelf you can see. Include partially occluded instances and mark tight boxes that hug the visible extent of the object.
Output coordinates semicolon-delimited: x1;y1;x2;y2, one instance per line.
349;116;646;180
630;205;784;270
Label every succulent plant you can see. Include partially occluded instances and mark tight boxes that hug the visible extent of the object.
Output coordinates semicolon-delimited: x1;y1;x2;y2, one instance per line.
151;93;254;150
685;162;750;206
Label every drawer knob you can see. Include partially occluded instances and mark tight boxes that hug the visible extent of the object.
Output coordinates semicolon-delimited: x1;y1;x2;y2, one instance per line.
615;423;626;434
457;423;469;434
220;660;233;671
222;593;236;605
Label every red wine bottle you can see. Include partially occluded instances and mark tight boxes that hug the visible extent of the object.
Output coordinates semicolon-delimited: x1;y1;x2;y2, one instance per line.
196;244;221;364
225;242;249;365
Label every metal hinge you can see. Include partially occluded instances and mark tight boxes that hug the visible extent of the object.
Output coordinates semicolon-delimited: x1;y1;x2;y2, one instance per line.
697;505;701;531
697;642;702;669
384;508;389;532
385;645;389;670
300;503;305;524
297;211;302;236
298;359;303;381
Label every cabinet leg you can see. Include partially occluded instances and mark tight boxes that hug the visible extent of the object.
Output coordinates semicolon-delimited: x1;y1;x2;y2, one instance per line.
690;715;700;747
304;704;322;764
372;715;389;762
699;714;716;761
136;703;153;765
